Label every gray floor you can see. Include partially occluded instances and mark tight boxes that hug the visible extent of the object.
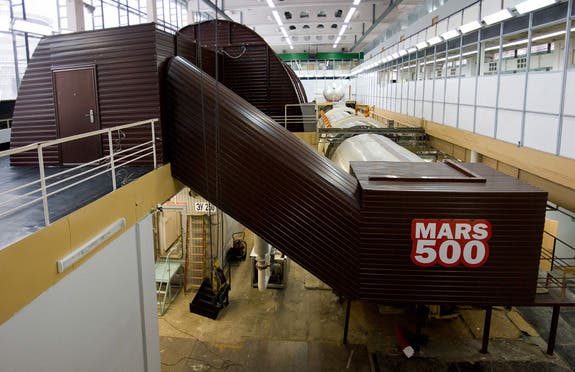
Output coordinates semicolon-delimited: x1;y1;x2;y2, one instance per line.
158;233;573;371
519;306;575;369
0;156;150;249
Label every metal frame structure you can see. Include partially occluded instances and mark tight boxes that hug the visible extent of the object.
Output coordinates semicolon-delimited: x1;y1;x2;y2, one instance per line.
0;118;159;226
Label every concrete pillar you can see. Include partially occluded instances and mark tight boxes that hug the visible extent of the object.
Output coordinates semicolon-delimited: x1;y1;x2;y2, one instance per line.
188;0;200;24
147;0;157;23
470;150;481;163
67;0;85;32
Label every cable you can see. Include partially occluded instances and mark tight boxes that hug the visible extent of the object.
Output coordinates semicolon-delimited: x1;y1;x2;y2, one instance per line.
159;317;243;369
220;45;247;59
214;1;224;270
161;356;241;369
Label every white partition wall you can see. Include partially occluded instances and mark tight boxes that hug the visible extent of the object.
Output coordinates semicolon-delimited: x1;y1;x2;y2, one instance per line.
0;215;161;372
351;0;575;160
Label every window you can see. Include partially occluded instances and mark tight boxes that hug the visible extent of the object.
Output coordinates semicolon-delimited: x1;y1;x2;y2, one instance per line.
488;61;498;73
461;44;478;77
517;57;527;70
483;39;500;75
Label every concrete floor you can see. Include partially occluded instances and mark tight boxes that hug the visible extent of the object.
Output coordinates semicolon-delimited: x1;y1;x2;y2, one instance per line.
157;235;572;371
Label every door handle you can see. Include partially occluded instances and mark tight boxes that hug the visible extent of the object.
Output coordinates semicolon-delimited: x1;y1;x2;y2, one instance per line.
85;109;94;124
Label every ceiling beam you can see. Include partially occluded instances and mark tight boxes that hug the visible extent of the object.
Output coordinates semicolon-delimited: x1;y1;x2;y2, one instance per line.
201;0;233;21
350;0;405;52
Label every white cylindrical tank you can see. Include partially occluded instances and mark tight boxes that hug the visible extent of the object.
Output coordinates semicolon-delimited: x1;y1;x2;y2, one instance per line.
323;109;424;171
323;81;347;102
331;133;423;172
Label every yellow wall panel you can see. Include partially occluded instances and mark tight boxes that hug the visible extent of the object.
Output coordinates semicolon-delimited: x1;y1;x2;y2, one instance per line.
0;164;182;325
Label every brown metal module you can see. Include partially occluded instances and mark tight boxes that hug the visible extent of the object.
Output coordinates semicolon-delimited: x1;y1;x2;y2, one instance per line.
164;56;361;298
351;161;547;305
10;23;173;166
165;55;548;305
176;20;307;130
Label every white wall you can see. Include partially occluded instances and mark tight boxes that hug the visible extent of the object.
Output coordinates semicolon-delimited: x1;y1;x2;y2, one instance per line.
547;210;575;266
354;67;575;160
0;128;10;144
0;215;160;372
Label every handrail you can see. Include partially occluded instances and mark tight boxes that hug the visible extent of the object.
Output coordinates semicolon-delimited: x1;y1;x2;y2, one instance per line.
281;103;318;130
0;119;157;157
0;118;159;228
542;229;575;272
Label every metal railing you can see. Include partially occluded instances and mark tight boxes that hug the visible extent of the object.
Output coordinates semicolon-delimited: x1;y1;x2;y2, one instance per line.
0;118;159;227
538;226;575;297
270;103;318;132
0;118;12;130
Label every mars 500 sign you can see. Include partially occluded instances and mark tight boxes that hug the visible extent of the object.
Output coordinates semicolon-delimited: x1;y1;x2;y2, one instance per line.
410;219;492;268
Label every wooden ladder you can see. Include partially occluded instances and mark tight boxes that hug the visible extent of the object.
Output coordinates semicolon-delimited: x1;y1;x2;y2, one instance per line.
187;215;207;289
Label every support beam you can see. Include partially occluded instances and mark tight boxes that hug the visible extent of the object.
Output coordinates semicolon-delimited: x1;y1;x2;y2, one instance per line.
147;0;157;23
350;0;405;52
66;0;85;32
480;306;492;354
547;305;561;355
343;299;352;345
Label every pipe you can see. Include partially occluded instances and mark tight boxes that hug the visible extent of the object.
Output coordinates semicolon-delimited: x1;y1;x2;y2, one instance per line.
254;235;270;291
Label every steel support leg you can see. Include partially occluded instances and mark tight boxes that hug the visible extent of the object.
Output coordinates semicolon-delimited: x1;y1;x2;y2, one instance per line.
480;306;492;354
547;305;561;355
414;305;425;352
343;299;352;345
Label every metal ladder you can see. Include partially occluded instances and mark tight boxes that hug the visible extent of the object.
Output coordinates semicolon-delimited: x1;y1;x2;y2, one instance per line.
187;215;207;289
155;238;183;315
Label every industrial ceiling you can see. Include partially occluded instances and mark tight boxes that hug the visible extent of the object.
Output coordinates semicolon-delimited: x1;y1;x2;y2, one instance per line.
195;0;428;54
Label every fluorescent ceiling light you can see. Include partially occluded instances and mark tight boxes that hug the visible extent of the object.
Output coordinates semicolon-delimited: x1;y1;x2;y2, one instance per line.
339;24;348;37
280;26;288;38
407;47;417;53
483;9;513;25
11;19;53;35
484;28;574;51
344;7;356;23
266;0;275;8
335;36;342;44
290;45;294;50
515;0;557;14
272;10;283;26
386;55;393;61
427;35;443;46
416;41;428;50
391;52;399;59
333;44;338;48
353;0;361;4
441;29;460;40
398;49;407;56
459;20;482;34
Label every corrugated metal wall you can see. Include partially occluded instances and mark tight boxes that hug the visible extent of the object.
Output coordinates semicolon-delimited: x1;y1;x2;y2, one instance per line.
164;56;361;298
165;55;547;304
175;35;224;81
176;20;307;131
352;162;547;305
10;23;172;165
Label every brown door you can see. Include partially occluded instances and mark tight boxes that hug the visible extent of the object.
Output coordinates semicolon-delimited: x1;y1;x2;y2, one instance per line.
53;67;101;164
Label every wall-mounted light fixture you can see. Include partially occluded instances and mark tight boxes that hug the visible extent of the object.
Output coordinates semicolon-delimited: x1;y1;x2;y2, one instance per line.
483;9;513;25
57;218;126;273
